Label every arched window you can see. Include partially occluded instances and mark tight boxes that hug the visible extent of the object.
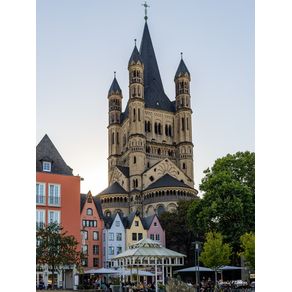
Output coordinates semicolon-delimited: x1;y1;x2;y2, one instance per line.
183;163;186;169
169;125;172;136
133;108;136;121
145;121;147;132
186;118;189;130
154;123;158;134
116;132;119;144
133;156;136;164
157;205;166;217
148;121;151;132
158;123;162;135
86;208;93;216
165;125;168;136
112;132;114;144
138;109;141;121
182;118;185;131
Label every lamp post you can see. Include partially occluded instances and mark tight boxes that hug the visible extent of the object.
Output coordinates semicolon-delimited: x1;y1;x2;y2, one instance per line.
194;241;201;292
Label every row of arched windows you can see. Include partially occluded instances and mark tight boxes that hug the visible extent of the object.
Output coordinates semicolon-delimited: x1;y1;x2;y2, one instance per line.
146;146;175;157
179;117;189;132
176;81;189;94
144;189;193;200
101;197;128;204
176;96;190;108
144;121;172;137
131;85;142;98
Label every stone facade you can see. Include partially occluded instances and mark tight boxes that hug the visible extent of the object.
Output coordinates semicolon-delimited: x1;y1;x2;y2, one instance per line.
98;19;198;217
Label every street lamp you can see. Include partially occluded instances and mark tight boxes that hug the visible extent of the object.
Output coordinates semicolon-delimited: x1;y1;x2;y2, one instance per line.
194;241;201;292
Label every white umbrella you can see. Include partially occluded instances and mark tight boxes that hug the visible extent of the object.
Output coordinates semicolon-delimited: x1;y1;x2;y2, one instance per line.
84;268;120;274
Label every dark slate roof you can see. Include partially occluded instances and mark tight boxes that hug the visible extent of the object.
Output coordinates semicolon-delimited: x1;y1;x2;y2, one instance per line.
80;193;87;212
139;22;175;113
98;182;128;195
104;212;128;229
108;77;122;96
36;134;73;175
116;165;130;178
175;59;190;79
145;174;192;191
125;211;141;229
93;196;104;219
128;45;143;66
142;214;156;229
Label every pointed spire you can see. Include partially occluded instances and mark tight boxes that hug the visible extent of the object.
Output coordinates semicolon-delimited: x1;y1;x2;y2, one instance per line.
139;22;174;112
175;56;190;79
128;40;143;66
108;74;122;96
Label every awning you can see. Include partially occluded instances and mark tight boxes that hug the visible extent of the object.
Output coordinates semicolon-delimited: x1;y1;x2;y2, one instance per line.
84;268;120;274
174;266;213;273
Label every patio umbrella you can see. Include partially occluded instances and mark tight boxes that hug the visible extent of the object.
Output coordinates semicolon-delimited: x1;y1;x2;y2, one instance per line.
84;268;120;274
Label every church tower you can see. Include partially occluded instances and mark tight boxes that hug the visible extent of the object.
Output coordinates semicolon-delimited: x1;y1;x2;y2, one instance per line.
98;3;199;218
128;42;146;213
174;55;194;181
107;74;123;183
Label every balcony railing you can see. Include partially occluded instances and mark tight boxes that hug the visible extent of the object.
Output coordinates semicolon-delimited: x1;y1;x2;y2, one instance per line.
36;222;45;230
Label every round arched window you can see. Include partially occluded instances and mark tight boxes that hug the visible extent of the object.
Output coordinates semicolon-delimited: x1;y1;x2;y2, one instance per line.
86;208;93;216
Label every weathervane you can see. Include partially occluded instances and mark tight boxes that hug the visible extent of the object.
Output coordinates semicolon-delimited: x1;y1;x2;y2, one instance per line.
142;1;150;21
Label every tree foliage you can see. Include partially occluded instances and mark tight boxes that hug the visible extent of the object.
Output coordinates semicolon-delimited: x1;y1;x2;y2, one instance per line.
159;200;197;265
200;232;232;283
188;151;255;260
240;232;255;271
36;223;81;287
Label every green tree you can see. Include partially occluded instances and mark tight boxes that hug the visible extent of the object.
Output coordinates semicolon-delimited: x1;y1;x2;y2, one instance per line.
188;151;255;262
36;223;81;288
159;200;197;265
240;232;255;271
200;232;232;284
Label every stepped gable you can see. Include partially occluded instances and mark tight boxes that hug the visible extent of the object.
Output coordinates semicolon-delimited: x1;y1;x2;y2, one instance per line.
36;134;73;175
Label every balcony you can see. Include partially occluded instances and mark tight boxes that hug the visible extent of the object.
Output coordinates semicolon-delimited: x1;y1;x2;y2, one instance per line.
48;196;60;207
36;195;46;205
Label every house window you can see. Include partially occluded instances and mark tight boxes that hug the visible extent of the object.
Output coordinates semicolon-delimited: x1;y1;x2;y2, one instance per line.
93;231;99;240
116;233;122;241
36;183;45;205
115;221;120;227
108;246;114;255
36;209;46;230
132;233;137;241
134;220;139;227
150;234;154;240
93;258;99;267
154;222;157;227
155;234;160;241
82;245;88;255
116;246;122;255
133;156;136;164
109;232;114;241
48;210;60;224
48;184;60;206
83;230;88;240
86;208;93;216
42;161;51;172
93;245;99;255
81;258;88;267
138;233;143;240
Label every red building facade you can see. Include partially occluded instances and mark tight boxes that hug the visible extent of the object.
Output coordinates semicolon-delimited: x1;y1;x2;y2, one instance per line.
80;191;104;270
36;134;81;289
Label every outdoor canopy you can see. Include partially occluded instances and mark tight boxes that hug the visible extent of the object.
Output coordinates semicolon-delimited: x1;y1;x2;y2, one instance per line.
84;268;120;274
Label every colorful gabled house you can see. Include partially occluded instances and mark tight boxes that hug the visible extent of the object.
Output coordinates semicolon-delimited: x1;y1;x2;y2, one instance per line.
125;211;148;249
103;212;127;268
36;134;81;289
80;191;104;270
143;214;166;247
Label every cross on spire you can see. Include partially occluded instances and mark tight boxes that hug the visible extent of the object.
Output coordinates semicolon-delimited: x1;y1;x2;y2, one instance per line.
142;1;150;21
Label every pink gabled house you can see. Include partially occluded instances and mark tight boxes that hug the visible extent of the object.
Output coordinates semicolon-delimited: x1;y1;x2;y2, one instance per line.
143;214;165;246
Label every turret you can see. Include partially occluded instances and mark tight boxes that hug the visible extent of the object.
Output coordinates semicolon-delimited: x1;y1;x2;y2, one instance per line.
174;54;194;182
128;42;146;192
107;73;123;182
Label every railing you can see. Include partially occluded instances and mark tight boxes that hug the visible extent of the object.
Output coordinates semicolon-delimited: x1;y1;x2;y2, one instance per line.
48;196;60;206
36;195;45;204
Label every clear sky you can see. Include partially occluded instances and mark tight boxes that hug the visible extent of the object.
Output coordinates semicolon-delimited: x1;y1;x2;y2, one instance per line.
36;0;254;195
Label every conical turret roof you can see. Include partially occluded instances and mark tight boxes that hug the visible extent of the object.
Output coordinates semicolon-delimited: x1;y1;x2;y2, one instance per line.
108;77;122;96
128;45;143;66
175;59;190;79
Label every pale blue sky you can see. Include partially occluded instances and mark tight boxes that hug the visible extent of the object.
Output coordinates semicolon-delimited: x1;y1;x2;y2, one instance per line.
37;0;254;195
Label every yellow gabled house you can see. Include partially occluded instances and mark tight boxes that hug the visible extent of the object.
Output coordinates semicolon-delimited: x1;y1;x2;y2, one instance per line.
125;211;147;249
